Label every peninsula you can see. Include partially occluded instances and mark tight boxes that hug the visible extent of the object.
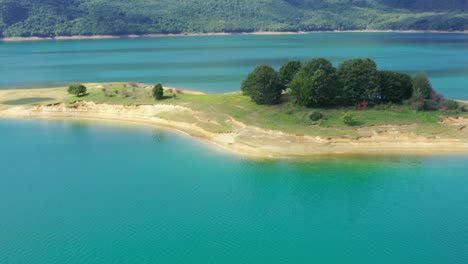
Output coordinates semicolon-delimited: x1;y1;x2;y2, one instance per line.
2;58;468;158
1;83;467;158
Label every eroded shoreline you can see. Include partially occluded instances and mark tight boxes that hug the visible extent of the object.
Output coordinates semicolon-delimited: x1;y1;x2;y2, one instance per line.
1;101;467;159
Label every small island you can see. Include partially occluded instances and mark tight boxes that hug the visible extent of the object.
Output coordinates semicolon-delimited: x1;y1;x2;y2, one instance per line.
1;58;468;158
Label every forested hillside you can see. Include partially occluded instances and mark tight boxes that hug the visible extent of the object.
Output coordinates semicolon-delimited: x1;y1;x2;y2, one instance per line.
0;0;467;38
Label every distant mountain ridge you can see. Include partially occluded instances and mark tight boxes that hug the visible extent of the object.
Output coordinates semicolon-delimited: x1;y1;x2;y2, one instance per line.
0;0;467;38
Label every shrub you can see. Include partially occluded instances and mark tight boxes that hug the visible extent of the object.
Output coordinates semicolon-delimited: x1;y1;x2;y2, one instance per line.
240;64;283;105
444;99;459;110
309;111;324;121
412;72;432;99
342;112;357;126
423;100;439;111
152;83;164;100
67;83;87;96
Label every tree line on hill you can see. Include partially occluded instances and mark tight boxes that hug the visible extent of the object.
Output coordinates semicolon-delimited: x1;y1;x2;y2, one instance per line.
241;58;461;111
0;0;467;38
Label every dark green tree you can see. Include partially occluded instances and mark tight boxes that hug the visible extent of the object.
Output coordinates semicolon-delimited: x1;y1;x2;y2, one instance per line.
299;58;336;76
337;58;380;105
279;60;301;88
290;58;338;107
379;71;413;103
152;83;164;100
412;72;432;99
240;65;283;105
67;83;87;96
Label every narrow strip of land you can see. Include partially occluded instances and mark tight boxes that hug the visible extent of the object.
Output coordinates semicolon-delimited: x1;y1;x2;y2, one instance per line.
1;83;467;158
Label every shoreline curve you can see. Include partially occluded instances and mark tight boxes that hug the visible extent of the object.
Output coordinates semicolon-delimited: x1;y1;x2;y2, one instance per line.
1;101;468;159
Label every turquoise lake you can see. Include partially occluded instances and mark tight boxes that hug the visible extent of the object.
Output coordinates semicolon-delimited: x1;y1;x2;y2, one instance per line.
0;33;467;98
1;33;468;263
0;119;467;263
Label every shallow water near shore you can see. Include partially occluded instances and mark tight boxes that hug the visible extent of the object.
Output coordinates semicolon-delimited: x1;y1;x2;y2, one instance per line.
1;119;467;263
1;33;467;99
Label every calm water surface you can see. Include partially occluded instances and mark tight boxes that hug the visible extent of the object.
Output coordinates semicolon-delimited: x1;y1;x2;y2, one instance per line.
0;33;467;98
0;119;467;263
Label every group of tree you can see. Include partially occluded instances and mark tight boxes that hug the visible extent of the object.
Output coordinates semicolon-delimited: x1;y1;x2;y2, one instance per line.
241;57;457;111
1;0;467;38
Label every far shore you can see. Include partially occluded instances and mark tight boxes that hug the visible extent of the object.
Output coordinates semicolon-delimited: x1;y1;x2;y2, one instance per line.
2;29;468;41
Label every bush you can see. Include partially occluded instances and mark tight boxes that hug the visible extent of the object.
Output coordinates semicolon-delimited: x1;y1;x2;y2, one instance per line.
423;100;439;111
309;111;324;121
342;112;357;126
241;64;283;105
412;72;432;99
444;99;459;110
152;83;164;100
68;83;87;96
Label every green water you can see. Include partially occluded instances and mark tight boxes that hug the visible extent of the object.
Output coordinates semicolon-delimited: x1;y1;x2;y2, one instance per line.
0;119;467;263
1;33;467;99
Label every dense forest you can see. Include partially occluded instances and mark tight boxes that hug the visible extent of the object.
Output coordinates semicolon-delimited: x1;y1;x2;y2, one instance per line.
0;0;467;38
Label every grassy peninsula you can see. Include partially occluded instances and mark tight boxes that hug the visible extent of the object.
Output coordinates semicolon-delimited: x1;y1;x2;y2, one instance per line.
1;57;468;157
1;83;468;158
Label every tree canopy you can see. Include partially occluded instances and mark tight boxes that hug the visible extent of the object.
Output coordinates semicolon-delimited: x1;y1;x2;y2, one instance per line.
337;58;380;105
412;72;433;99
0;0;466;37
279;61;301;88
241;57;447;112
241;65;283;105
152;83;164;100
379;71;413;103
289;58;338;107
68;83;87;96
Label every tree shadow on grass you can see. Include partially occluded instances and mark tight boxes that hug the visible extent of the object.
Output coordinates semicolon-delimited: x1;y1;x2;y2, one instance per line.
348;120;365;126
76;93;89;97
156;95;178;101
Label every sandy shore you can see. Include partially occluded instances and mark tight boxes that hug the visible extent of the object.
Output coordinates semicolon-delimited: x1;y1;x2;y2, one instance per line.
2;30;467;41
1;101;467;158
